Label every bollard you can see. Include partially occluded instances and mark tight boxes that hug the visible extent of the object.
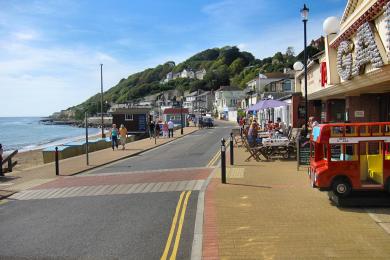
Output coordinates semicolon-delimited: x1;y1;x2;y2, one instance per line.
55;146;59;176
230;132;234;165
221;138;226;184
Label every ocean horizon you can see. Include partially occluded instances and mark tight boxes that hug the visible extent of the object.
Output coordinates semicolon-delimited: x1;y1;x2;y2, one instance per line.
0;117;100;152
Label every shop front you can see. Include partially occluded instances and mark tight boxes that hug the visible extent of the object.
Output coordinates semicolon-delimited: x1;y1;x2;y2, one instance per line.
307;0;390;124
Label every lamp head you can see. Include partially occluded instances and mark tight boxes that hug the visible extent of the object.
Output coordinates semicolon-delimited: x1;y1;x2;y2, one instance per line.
293;61;304;71
301;4;309;21
323;16;340;35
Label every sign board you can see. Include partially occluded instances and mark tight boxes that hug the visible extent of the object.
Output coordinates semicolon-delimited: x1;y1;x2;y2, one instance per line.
297;136;310;168
354;111;364;118
138;114;146;131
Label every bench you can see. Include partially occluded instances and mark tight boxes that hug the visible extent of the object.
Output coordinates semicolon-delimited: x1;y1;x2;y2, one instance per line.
1;150;18;175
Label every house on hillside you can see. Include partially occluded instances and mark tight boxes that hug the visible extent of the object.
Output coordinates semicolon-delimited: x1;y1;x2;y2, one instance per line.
214;86;245;121
181;69;195;79
195;68;206;80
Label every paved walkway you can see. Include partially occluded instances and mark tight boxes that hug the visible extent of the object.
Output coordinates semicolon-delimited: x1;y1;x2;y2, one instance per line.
203;145;390;259
0;127;198;197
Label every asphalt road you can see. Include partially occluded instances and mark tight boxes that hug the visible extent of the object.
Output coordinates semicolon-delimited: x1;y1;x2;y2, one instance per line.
0;121;234;259
86;122;233;174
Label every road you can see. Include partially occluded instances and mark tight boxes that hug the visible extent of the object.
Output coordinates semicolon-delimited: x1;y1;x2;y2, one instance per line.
0;121;233;259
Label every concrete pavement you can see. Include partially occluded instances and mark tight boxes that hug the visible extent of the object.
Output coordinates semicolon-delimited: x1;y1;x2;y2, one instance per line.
203;145;390;259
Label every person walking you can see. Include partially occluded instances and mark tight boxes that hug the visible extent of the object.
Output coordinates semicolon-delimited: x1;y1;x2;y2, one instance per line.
119;124;128;150
155;121;161;138
149;121;155;139
109;124;119;150
168;119;174;138
162;121;169;138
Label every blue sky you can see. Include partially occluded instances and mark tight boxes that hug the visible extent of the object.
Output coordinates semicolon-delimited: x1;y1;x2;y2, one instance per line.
0;0;346;116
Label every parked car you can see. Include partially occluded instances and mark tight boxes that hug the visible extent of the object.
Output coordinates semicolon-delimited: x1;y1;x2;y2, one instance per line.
203;117;214;128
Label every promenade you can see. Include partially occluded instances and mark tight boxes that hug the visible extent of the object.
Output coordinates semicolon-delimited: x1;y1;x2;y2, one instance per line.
203;145;390;259
0;127;198;198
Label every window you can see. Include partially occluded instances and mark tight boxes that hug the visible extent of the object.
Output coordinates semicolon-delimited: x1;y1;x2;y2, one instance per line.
385;125;390;136
359;126;370;136
330;126;343;137
330;144;342;161
283;81;291;91
372;125;382;136
385;143;390;160
345;126;357;136
125;114;133;121
322;145;328;160
368;142;380;155
343;144;357;161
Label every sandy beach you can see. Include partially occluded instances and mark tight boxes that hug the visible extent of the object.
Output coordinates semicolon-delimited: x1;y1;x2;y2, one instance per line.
11;133;105;172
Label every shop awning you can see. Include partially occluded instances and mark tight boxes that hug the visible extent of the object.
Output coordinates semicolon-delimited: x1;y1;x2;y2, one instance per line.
246;99;288;111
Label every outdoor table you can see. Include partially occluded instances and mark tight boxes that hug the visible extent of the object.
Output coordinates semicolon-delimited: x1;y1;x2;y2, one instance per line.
258;132;270;138
262;137;290;147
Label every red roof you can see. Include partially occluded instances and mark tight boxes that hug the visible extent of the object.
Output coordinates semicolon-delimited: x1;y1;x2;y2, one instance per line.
163;108;189;114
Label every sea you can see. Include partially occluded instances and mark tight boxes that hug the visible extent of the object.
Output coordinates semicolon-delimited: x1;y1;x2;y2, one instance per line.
0;117;100;152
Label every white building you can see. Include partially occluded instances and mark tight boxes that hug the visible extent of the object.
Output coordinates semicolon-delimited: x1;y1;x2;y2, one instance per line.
195;68;206;80
214;86;245;121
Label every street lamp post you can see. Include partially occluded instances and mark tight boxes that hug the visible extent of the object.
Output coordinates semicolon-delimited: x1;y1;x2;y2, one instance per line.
100;64;105;138
301;4;309;135
180;97;184;135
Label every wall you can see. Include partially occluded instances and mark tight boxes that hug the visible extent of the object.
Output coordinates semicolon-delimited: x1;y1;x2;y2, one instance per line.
113;113;147;132
346;95;381;122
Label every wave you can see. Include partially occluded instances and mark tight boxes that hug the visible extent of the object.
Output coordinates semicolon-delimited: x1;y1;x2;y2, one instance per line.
18;130;104;152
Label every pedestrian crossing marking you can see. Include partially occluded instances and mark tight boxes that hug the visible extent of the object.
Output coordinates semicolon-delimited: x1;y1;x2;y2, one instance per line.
9;180;205;201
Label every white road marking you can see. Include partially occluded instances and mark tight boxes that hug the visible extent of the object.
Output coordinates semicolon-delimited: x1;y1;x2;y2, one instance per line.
10;180;205;201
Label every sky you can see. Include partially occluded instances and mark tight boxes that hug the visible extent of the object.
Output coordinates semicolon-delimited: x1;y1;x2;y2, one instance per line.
0;0;346;117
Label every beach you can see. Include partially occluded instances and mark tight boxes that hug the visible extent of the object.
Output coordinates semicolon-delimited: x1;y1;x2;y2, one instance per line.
11;133;105;172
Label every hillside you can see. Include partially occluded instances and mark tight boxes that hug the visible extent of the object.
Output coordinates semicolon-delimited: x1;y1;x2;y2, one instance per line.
64;45;321;120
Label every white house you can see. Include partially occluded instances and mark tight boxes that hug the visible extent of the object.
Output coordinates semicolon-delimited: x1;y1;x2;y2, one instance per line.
214;86;245;121
195;68;206;80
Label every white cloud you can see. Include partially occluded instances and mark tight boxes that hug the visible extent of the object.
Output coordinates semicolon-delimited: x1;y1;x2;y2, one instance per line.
13;31;38;41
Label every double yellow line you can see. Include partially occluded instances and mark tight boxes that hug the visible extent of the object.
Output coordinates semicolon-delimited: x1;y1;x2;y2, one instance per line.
207;149;221;167
161;191;192;260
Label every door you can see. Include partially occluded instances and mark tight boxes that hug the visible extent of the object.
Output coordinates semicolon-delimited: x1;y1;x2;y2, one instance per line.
359;141;384;185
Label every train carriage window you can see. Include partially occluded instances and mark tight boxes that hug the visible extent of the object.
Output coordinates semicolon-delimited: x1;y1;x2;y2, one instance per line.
330;144;342;161
372;125;382;136
385;125;390;136
344;144;357;161
322;145;328;161
385;143;390;160
331;127;343;137
345;126;357;136
368;142;380;155
359;126;370;136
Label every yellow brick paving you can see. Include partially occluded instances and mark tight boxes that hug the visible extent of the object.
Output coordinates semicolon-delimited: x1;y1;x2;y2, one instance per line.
214;147;390;259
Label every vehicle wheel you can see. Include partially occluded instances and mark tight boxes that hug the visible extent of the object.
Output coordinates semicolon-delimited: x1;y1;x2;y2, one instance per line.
331;178;351;197
282;152;290;159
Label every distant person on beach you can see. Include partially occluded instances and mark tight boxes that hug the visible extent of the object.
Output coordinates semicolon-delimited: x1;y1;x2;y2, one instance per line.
0;144;3;176
119;124;127;150
109;124;119;150
168;119;174;138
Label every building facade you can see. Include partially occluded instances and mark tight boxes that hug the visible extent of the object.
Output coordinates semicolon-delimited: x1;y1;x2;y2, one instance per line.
303;0;390;124
214;86;245;120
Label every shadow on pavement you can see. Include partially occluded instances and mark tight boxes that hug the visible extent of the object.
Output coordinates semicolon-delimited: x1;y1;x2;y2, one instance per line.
226;182;272;189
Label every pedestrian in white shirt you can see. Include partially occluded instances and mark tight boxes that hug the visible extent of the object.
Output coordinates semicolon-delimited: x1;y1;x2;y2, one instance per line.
168;119;174;138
